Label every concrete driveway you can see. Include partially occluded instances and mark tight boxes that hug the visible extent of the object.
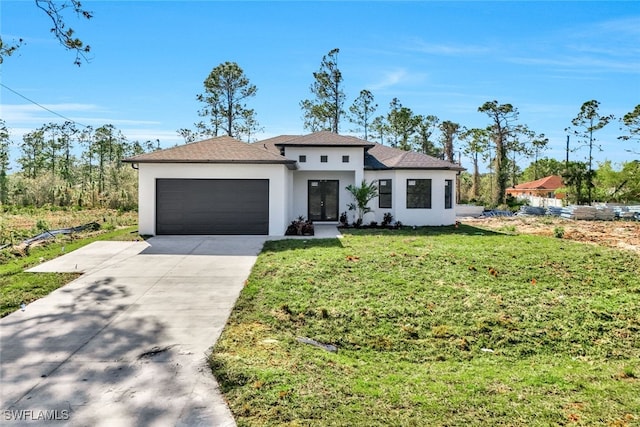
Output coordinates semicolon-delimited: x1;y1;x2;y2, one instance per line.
1;235;268;426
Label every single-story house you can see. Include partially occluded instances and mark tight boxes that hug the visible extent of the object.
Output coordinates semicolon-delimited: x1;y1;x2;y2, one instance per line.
123;131;464;235
506;175;566;199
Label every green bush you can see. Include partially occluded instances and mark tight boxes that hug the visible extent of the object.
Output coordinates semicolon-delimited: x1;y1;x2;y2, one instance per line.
553;226;565;238
35;219;49;232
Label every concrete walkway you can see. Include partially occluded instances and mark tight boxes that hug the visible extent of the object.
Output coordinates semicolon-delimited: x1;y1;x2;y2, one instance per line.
1;228;341;426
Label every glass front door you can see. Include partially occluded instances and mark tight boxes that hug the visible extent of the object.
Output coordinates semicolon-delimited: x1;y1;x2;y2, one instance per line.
308;180;339;221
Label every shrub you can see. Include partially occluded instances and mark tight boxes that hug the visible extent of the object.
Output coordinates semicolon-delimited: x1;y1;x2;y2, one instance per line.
554;226;565;239
285;217;314;236
35;219;49;232
339;211;348;225
382;212;394;227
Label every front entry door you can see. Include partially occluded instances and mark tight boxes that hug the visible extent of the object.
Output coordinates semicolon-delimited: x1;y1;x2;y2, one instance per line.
308;180;339;221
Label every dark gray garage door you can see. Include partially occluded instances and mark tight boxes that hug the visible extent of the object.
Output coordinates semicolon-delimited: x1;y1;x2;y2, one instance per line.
156;179;269;235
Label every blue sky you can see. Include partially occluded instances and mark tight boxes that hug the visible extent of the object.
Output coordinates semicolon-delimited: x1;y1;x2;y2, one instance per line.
1;1;639;173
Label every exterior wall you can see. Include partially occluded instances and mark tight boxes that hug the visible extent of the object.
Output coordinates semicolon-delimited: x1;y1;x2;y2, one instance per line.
364;169;459;226
285;146;365;223
506;189;560;198
283;146;365;184
137;163;289;236
514;194;564;208
291;170;355;221
358;170;395;224
285;167;295;225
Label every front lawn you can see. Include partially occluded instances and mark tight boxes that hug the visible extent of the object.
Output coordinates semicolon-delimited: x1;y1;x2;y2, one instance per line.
0;226;141;317
210;225;640;426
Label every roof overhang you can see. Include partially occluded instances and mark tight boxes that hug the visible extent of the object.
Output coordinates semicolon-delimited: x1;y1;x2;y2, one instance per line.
275;143;375;149
364;165;466;171
121;159;299;170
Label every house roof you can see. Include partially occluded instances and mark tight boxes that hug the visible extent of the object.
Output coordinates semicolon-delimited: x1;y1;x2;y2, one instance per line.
122;135;297;168
272;131;375;148
258;132;463;171
123;132;464;172
254;135;299;155
365;143;465;171
510;175;563;190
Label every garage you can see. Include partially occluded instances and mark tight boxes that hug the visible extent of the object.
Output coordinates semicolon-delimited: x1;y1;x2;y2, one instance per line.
156;179;269;235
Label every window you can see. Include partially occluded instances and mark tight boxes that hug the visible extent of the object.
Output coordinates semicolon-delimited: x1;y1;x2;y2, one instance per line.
321;155;328;163
342;155;350;163
445;179;453;209
406;179;432;209
378;179;392;208
299;155;306;163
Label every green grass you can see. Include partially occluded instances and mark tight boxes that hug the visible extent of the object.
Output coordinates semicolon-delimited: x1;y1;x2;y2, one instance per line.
0;226;141;317
210;225;640;426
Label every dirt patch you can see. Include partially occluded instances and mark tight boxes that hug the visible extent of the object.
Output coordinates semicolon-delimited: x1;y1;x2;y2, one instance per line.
462;216;640;253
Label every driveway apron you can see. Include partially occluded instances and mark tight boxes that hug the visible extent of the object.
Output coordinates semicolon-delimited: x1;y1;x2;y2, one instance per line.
1;236;267;427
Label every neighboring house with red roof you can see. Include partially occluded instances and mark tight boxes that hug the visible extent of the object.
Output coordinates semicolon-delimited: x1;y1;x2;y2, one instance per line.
123;131;464;235
506;175;566;205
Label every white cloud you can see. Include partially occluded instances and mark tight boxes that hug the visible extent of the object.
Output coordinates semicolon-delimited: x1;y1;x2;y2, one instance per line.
1;103;100;124
367;69;428;92
0;103;162;128
368;69;408;91
594;16;640;37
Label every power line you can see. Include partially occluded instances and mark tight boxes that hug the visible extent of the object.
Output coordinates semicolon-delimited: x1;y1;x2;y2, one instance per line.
0;82;90;128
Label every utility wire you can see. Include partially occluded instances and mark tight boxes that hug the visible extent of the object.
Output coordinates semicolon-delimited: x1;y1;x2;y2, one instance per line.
0;82;90;128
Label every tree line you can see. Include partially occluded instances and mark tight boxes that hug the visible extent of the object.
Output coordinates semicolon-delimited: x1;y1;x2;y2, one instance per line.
187;48;640;207
0;119;158;209
2;46;638;210
3;5;637;210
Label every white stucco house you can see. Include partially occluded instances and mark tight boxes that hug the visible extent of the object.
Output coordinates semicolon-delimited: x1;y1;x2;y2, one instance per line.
123;131;464;236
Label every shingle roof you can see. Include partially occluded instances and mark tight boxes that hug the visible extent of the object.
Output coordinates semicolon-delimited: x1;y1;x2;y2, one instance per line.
512;175;563;190
122;133;464;171
253;135;299;155
365;143;465;170
123;136;296;167
273;131;375;147
257;132;463;170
